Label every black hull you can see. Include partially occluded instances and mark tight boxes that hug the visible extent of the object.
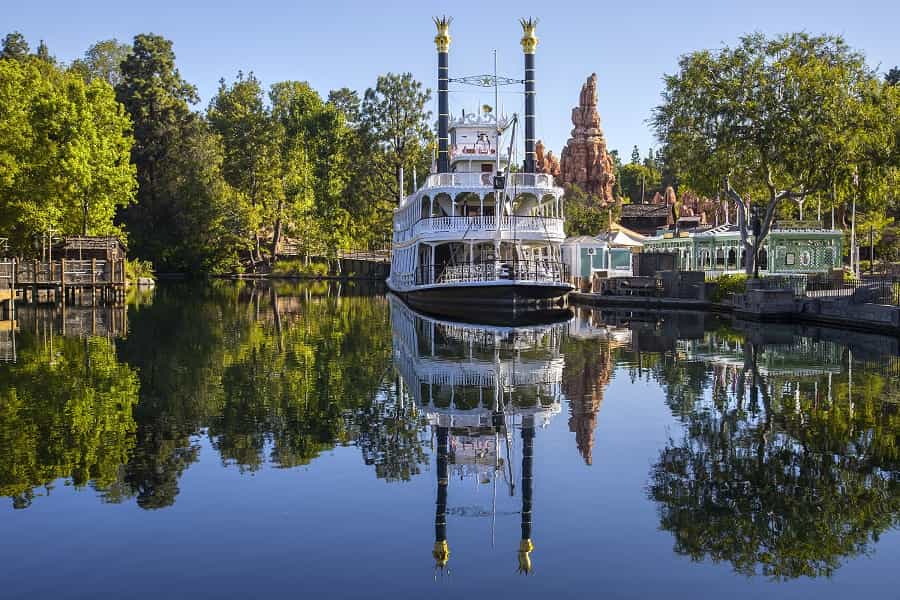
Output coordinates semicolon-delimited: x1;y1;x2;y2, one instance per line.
393;284;573;326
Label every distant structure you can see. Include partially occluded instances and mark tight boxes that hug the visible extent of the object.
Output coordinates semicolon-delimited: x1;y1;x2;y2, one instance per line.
619;203;673;236
534;140;560;177
559;73;616;205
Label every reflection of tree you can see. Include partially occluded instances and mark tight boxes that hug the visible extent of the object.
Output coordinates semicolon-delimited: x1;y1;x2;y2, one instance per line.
649;340;900;579
0;336;139;509
351;380;429;482
2;282;430;510
210;289;404;473
116;282;236;508
561;337;613;464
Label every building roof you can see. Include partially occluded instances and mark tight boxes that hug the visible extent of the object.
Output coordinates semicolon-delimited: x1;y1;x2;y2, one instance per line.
563;235;608;246
621;203;670;218
602;223;646;246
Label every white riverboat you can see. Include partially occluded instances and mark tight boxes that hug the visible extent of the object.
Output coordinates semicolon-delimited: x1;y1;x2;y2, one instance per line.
386;17;573;317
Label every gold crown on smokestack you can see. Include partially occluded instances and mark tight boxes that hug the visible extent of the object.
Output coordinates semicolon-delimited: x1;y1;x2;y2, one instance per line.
433;16;452;52
520;18;539;54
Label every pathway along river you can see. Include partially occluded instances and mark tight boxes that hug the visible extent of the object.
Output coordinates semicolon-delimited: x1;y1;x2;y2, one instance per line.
1;281;899;598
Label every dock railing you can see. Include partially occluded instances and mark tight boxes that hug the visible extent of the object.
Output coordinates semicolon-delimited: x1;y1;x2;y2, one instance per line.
754;273;900;306
15;258;126;286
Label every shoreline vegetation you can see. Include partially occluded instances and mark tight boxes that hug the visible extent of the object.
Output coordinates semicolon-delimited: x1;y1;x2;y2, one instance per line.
1;30;898;282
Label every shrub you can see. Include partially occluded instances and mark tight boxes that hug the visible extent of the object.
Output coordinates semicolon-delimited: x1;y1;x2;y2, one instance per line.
271;259;330;278
710;273;747;303
126;259;155;282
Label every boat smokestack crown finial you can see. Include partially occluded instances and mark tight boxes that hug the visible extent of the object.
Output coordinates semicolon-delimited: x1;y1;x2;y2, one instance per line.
521;18;538;173
433;16;452;52
435;16;452;173
519;18;538;54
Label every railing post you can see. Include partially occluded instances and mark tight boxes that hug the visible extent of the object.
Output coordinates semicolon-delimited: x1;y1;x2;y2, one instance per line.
91;258;97;306
60;258;66;306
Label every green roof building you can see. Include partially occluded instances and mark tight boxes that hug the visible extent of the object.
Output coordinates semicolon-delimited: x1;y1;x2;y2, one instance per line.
642;221;843;275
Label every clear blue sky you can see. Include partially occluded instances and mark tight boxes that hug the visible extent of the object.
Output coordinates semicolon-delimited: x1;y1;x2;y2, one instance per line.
6;0;898;157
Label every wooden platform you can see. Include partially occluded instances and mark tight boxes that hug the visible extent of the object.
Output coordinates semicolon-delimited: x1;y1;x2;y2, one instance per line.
1;258;126;305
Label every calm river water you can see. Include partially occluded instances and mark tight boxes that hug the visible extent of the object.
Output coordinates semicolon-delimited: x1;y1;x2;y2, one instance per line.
1;282;899;599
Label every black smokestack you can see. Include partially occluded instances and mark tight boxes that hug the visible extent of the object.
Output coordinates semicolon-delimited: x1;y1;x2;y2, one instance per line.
521;18;538;173
434;17;452;174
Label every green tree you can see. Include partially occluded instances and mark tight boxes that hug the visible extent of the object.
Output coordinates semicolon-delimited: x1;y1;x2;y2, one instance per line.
617;162;661;204
1;31;29;61
654;33;893;274
270;81;351;259
886;67;900;86
70;39;132;86
327;87;362;127
563;185;616;235
34;40;52;63
360;72;433;204
0;57;136;250
207;72;277;263
116;34;250;272
630;145;640;164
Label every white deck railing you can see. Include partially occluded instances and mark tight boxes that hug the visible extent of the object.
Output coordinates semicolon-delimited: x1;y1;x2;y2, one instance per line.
413;216;564;238
424;172;557;189
417;260;569;286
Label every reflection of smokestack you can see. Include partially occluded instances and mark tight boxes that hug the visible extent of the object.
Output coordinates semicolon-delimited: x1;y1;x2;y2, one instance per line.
433;425;450;570
520;18;539;173
434;17;452;173
518;416;535;574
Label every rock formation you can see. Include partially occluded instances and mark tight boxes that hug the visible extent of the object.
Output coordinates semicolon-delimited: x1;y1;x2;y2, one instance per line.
559;73;616;205
535;140;560;177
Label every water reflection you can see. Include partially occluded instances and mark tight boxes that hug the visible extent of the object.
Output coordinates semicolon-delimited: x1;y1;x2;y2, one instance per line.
390;295;565;574
0;282;415;509
0;332;139;508
632;314;900;579
1;285;898;588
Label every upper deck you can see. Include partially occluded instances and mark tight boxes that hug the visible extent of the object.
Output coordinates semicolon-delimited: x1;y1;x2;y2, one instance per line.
393;172;566;247
447;111;510;172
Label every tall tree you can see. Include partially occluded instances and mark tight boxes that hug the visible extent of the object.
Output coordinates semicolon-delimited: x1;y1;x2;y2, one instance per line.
360;72;432;203
1;31;29;61
654;32;890;274
0;57;136;250
34;40;52;63
886;67;900;86
271;81;350;259
327;87;361;128
71;39;132;86
208;72;278;262
116;34;250;272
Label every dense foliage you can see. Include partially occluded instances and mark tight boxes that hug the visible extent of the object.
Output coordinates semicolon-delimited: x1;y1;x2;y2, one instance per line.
653;33;900;273
1;31;431;273
0;43;136;249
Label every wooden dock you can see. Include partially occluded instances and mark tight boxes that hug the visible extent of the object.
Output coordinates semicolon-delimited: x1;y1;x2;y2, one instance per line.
0;258;126;305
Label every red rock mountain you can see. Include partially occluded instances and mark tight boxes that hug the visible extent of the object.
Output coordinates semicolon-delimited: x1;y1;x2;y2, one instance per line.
559;73;616;205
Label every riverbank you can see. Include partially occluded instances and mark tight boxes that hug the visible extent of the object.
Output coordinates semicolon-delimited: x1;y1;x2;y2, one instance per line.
570;291;900;336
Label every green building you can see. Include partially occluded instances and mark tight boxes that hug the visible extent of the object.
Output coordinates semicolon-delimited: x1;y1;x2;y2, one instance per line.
641;221;843;275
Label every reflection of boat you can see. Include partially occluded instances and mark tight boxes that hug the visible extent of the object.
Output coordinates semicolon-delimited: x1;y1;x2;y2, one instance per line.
390;296;564;575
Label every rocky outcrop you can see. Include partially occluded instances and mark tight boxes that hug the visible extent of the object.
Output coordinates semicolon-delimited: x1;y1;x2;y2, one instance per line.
535;140;560;177
559;73;616;205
